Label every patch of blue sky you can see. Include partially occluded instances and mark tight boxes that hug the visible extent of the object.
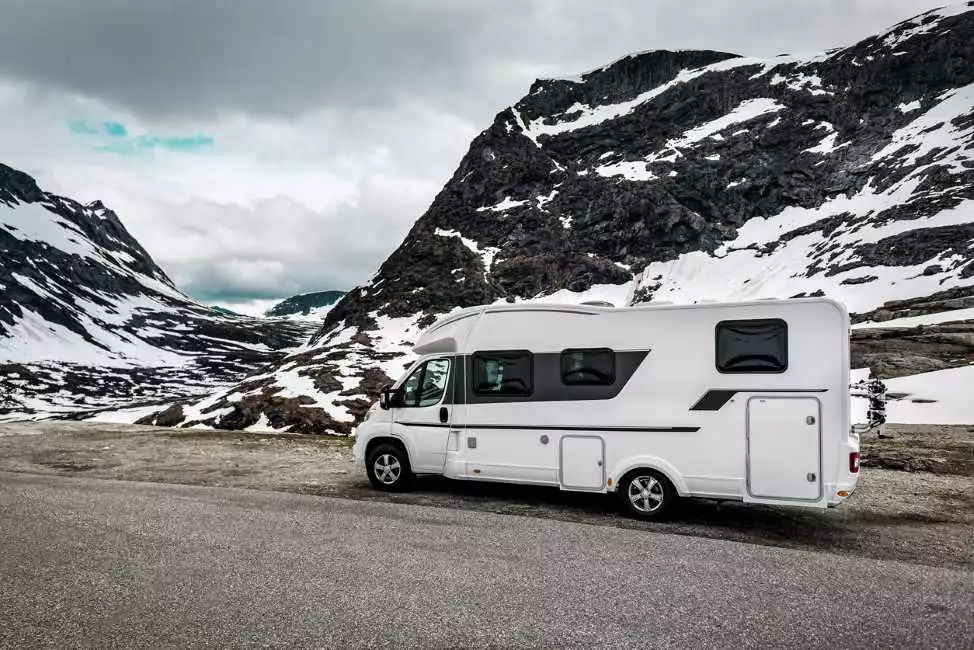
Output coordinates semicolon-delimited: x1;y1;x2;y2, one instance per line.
67;119;214;155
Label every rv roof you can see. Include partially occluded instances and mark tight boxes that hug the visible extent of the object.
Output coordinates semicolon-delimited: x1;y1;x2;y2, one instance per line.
423;296;844;331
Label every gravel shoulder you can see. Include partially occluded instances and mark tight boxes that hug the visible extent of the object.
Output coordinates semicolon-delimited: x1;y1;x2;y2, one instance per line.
1;421;972;569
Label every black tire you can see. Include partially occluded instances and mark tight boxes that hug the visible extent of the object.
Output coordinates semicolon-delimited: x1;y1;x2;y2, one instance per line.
366;443;413;492
618;469;678;520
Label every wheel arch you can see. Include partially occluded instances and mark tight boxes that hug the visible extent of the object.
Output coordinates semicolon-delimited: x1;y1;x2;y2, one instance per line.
365;435;412;462
609;456;689;496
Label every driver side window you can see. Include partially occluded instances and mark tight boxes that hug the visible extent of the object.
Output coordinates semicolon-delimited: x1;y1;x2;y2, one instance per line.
399;357;451;408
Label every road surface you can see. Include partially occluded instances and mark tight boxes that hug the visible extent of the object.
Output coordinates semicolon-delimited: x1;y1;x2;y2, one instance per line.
0;471;971;649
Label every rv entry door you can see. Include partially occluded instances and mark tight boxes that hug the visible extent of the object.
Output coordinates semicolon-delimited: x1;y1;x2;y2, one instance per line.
393;356;454;473
746;396;823;502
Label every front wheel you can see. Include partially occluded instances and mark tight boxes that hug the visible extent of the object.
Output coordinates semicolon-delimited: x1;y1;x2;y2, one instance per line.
618;469;678;520
366;443;413;491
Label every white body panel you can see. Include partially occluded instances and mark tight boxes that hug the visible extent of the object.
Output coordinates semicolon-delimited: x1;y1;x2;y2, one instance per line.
746;397;822;501
352;298;861;509
560;436;605;490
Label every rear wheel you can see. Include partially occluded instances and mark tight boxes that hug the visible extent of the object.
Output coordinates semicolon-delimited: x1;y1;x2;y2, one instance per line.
618;469;678;520
366;443;413;492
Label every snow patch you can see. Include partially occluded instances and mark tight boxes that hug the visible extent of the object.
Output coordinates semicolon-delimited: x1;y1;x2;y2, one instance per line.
434;229;500;278
477;197;528;212
770;71;830;95
871;82;974;173
883;365;974;425
594;160;657;182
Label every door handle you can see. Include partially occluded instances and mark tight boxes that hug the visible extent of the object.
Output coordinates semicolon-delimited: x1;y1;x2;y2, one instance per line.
439;407;448;424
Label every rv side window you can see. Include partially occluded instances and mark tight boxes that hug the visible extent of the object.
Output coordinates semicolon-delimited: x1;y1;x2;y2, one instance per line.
472;351;533;396
715;319;788;373
560;348;615;385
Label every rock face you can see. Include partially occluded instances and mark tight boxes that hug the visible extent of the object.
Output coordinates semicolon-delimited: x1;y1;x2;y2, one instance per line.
265;291;346;318
850;285;974;378
0;163;317;418
147;4;974;433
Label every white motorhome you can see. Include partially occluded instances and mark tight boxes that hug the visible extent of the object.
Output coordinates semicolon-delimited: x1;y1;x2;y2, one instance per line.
351;297;861;519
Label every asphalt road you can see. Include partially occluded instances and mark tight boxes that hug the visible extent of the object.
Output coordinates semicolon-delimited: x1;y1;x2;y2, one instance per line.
1;472;971;649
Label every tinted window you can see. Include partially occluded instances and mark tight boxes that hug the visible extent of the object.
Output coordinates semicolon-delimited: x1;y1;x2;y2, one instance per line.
561;348;615;385
399;358;451;407
715;319;788;373
418;358;451;407
472;351;533;396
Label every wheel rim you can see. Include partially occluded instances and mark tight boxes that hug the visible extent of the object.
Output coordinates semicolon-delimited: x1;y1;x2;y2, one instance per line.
628;475;664;513
373;454;402;484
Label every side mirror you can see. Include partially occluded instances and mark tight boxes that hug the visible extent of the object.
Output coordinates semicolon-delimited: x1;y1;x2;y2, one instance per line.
378;385;392;410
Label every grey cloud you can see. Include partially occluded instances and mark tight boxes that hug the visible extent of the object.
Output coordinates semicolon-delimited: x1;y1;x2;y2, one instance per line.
153;181;433;304
0;0;951;123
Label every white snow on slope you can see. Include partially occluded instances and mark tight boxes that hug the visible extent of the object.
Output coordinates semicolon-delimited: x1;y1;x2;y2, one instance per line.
595;160;657;182
879;4;973;52
898;100;922;113
635;76;974;315
185;310;426;431
883;365;974;425
637;196;974;314
85;404;169;424
678;98;786;145
0;303;190;367
477;197;528;212
770;71;829;95
592;98;786;176
434;228;500;278
2;201;185;302
871;82;974;172
521;57;768;138
2;202;105;261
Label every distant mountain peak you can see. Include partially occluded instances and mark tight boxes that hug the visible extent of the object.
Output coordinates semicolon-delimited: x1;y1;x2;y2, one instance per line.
264;290;346;318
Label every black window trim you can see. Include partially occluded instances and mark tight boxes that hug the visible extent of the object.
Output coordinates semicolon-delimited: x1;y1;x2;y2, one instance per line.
559;347;617;386
471;348;535;397
715;317;789;374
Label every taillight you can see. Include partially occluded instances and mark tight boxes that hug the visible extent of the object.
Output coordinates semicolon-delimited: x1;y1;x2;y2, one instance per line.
850;452;860;473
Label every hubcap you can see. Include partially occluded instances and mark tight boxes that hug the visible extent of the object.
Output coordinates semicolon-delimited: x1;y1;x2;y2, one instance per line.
628;476;664;513
373;454;401;484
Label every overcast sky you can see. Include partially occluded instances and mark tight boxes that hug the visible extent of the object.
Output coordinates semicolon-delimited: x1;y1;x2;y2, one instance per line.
0;0;951;313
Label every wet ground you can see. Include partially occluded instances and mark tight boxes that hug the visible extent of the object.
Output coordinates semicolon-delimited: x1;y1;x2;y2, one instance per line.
1;421;972;569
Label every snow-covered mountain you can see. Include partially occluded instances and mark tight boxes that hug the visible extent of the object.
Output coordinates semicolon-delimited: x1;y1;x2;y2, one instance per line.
264;291;346;320
90;4;974;432
0;163;318;420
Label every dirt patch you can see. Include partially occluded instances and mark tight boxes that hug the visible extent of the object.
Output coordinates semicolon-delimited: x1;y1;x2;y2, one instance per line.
1;421;972;570
861;424;974;476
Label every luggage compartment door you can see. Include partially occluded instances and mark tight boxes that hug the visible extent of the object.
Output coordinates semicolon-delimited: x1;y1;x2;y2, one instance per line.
746;397;822;501
559;435;605;491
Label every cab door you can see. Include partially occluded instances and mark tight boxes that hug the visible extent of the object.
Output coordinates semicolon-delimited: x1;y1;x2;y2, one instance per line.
392;356;455;473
